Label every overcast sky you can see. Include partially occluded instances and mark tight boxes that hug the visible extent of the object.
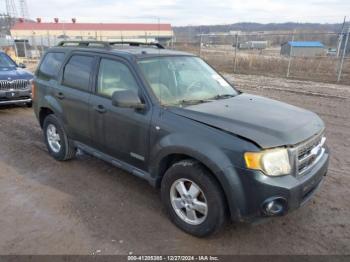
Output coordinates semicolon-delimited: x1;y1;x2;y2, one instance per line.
2;0;349;25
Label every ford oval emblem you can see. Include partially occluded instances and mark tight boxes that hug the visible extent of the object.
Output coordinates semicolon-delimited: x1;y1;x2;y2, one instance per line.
8;77;11;80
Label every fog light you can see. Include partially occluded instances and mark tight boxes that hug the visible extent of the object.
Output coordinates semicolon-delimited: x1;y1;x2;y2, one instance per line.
263;198;286;216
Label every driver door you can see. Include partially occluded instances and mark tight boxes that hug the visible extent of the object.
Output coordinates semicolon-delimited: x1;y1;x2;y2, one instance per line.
90;57;152;170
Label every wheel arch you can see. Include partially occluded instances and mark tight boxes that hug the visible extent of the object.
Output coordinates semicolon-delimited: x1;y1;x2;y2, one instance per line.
155;152;231;215
152;150;224;187
38;95;64;128
39;107;54;128
150;145;244;221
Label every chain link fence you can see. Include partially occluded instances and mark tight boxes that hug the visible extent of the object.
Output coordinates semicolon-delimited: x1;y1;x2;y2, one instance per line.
174;31;350;85
9;33;173;54
2;31;174;71
2;30;349;85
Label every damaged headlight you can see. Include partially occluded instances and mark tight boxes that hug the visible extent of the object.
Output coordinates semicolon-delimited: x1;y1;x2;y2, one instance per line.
244;148;291;177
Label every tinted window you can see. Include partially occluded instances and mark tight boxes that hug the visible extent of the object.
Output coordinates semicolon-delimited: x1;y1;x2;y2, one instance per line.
97;59;138;98
63;55;94;91
38;52;65;80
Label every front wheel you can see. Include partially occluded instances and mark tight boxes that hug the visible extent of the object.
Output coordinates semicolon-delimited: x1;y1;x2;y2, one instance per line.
43;114;76;161
161;159;227;237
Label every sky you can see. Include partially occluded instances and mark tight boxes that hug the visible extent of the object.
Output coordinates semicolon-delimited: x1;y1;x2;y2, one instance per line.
2;0;349;25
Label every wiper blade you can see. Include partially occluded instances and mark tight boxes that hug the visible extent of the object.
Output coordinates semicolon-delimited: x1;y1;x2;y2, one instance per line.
210;94;235;100
178;94;234;106
178;99;212;105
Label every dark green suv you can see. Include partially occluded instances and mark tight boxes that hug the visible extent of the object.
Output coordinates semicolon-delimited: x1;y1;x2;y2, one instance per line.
34;41;329;237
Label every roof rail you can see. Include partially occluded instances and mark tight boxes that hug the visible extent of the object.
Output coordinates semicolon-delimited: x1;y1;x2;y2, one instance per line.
57;41;111;48
57;41;165;49
109;41;165;49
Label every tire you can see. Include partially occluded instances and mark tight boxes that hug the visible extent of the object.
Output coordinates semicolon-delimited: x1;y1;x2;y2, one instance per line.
161;159;226;237
43;114;76;161
26;102;32;108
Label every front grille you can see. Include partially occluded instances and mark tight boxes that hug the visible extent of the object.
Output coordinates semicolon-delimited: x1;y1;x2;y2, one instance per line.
0;79;29;91
295;132;326;176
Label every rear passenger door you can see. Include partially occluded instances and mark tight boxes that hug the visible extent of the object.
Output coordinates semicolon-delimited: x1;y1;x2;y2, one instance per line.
57;53;96;145
36;51;66;109
90;56;152;170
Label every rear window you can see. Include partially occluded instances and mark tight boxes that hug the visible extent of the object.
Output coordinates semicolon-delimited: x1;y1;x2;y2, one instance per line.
62;55;94;92
38;52;65;80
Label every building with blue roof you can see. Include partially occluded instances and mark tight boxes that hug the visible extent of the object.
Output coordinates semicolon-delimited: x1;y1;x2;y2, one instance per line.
281;41;325;57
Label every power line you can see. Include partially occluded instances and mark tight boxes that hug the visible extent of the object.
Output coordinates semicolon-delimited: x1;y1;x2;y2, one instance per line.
5;0;18;18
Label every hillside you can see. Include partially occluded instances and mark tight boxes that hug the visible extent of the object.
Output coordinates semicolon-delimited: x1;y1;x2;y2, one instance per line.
173;22;344;41
174;22;343;34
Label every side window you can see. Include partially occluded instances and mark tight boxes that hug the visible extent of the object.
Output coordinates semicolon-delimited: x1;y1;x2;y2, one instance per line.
97;58;139;98
62;55;94;91
38;52;65;80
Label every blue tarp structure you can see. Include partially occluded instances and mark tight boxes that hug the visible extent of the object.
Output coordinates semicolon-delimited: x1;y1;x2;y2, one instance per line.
287;41;324;47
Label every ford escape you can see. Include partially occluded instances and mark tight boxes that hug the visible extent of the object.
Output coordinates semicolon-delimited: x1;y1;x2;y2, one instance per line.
33;41;329;237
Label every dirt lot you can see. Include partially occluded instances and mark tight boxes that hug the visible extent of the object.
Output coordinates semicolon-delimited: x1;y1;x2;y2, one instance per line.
0;74;349;255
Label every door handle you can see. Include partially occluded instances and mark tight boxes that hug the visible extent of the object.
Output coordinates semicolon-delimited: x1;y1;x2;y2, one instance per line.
56;92;65;100
94;105;107;113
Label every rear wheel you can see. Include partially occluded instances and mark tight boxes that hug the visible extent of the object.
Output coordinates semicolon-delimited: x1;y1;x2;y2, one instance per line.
43;114;76;161
161;159;226;237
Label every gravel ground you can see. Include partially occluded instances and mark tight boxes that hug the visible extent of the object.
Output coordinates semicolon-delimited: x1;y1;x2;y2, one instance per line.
0;74;349;255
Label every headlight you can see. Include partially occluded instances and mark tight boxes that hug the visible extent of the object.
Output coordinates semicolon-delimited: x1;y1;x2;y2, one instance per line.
27;79;33;89
244;148;291;176
28;79;34;96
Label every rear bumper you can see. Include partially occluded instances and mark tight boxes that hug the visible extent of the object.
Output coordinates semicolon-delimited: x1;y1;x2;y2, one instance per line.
226;148;329;222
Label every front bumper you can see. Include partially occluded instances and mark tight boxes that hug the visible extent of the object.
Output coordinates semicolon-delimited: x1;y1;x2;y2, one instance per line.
229;147;329;222
0;89;32;105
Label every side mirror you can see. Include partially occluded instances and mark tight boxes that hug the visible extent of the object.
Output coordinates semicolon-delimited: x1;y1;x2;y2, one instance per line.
18;63;26;68
112;90;145;110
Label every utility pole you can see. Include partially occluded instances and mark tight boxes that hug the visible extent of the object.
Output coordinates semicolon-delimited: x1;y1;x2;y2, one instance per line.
337;20;350;82
5;0;18;30
337;16;347;57
287;31;295;78
199;34;203;57
19;0;29;19
233;34;239;73
5;0;18;18
199;26;202;57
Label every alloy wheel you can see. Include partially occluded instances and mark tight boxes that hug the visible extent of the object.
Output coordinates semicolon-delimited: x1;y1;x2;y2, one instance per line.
46;123;61;153
170;178;208;225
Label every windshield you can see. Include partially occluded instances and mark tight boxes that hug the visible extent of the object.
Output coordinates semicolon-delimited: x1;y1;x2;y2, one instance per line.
0;53;17;68
138;56;238;106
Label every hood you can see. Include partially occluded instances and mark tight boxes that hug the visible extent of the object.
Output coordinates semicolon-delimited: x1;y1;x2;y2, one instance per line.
0;67;33;81
169;93;324;148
